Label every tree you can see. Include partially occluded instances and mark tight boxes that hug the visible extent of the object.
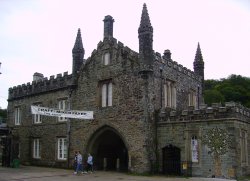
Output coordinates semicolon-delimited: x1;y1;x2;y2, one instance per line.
0;108;7;123
204;74;250;108
204;90;224;106
203;127;230;177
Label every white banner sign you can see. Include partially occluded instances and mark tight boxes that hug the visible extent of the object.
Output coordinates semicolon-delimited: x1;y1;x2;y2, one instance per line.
31;105;93;120
191;139;199;162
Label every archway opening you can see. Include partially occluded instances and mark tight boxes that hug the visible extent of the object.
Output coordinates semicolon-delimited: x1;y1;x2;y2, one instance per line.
88;127;128;171
162;144;181;175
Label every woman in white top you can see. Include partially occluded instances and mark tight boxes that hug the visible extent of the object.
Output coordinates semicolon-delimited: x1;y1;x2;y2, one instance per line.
87;153;93;173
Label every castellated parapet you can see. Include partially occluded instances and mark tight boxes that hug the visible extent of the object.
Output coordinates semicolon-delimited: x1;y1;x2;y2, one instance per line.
8;71;74;100
159;102;250;123
155;51;202;82
84;37;139;67
89;37;201;83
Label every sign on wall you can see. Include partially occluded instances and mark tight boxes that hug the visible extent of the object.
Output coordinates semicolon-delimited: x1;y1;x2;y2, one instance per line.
31;105;93;120
191;138;199;162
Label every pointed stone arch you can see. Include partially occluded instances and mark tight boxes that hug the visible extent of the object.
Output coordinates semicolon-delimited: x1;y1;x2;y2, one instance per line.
162;144;181;175
86;125;129;171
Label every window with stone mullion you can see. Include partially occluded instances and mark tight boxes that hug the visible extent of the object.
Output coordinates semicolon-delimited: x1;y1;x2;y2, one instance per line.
33;104;42;124
188;90;196;107
101;82;112;107
33;139;40;158
58;100;67;122
57;138;67;160
164;81;176;108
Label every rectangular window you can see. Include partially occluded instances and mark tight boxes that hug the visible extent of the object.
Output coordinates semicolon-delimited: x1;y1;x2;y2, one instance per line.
164;81;176;108
103;52;110;65
33;139;41;159
57;138;67;160
241;130;248;165
101;81;112;107
14;107;21;125
58;100;67;122
33;104;42;124
188;90;196;107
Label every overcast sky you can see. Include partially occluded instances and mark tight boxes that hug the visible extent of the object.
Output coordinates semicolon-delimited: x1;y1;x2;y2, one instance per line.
0;0;250;109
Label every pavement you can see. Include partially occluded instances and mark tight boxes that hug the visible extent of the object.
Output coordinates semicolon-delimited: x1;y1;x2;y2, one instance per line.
0;165;237;181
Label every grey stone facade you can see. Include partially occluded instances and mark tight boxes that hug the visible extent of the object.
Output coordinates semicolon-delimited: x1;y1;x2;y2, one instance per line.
7;3;250;179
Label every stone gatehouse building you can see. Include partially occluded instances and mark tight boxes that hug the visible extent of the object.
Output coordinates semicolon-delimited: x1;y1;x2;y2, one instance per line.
7;4;250;178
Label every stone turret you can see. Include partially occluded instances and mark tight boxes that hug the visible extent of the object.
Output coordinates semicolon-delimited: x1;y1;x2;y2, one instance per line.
193;43;205;91
103;15;114;39
138;3;154;70
72;28;84;75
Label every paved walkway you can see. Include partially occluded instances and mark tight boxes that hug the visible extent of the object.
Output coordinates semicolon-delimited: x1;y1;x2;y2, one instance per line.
0;166;236;181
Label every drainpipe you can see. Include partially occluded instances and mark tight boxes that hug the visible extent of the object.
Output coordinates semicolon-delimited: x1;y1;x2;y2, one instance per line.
160;66;163;109
197;85;200;109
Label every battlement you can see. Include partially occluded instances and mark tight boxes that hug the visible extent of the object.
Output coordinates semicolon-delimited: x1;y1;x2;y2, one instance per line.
155;51;202;82
159;102;250;123
8;72;74;100
84;38;139;66
87;37;200;83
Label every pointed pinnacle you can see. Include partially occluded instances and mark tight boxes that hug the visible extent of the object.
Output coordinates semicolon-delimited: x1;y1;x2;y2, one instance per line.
195;42;203;62
138;3;153;33
72;28;84;54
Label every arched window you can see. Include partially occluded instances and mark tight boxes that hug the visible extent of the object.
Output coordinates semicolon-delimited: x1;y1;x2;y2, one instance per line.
100;80;113;107
103;52;110;65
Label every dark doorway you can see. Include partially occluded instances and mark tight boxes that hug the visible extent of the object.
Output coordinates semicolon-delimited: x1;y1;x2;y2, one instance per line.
162;144;181;175
1;136;11;167
88;126;128;171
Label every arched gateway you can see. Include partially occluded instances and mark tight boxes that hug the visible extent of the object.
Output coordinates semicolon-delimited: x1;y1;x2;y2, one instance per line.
162;144;181;175
87;126;128;171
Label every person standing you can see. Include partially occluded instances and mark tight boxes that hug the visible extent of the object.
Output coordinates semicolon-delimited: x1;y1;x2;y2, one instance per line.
73;151;77;173
74;151;84;174
87;153;93;173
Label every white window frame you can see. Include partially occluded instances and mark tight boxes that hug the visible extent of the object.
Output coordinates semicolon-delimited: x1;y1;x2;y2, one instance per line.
14;107;21;125
57;138;67;160
33;138;41;159
58;100;67;122
101;82;112;107
33;104;42;124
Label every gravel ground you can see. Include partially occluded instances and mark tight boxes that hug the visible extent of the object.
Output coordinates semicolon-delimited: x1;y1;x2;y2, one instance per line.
0;166;237;181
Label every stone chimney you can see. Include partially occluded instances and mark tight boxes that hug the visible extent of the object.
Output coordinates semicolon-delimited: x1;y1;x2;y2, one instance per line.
33;72;44;81
164;49;171;59
103;15;114;39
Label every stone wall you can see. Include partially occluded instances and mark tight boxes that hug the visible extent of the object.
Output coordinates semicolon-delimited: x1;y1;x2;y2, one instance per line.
70;38;151;172
157;103;250;178
8;89;70;167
